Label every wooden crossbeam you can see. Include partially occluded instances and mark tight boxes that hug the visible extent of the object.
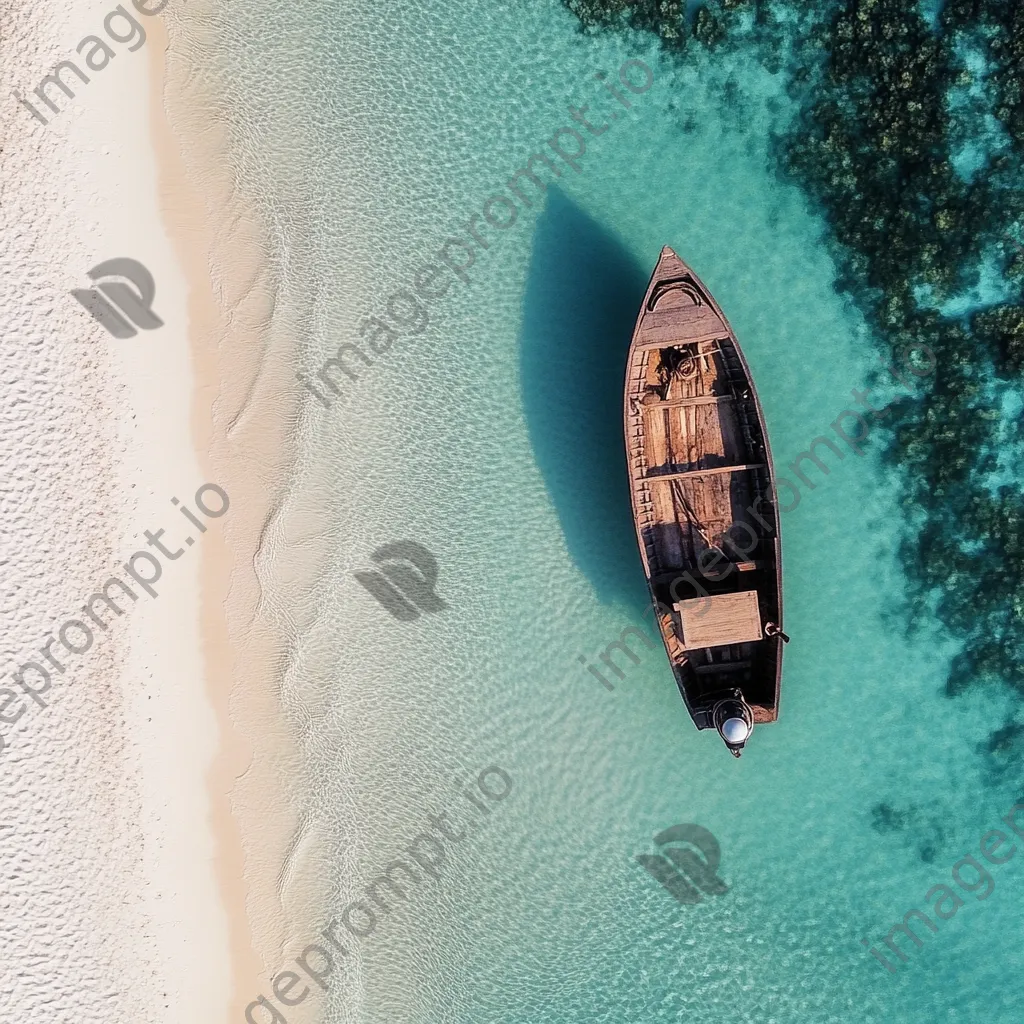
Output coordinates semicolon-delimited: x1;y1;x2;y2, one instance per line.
640;394;737;411
694;660;753;675
644;463;766;483
633;331;726;351
650;561;765;588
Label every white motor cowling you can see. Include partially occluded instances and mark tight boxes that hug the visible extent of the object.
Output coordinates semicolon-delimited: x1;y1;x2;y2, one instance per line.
712;695;754;757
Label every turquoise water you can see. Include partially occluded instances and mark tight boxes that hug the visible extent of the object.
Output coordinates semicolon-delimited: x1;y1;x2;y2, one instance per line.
195;1;1024;1020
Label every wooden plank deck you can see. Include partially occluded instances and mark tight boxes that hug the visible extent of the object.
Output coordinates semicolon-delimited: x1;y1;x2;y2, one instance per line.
675;591;763;650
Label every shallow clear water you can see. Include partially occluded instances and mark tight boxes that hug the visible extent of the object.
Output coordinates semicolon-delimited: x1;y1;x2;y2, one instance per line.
199;0;1024;1020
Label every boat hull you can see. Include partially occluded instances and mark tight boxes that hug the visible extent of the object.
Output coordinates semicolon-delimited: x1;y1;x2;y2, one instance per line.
624;248;783;742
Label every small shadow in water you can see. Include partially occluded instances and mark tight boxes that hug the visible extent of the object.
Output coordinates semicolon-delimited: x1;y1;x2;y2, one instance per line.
519;189;651;609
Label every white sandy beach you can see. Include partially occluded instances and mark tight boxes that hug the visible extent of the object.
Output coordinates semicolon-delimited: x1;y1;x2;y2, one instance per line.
0;1;308;1020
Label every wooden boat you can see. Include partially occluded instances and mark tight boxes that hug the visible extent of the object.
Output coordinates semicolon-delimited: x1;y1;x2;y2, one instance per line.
624;247;787;757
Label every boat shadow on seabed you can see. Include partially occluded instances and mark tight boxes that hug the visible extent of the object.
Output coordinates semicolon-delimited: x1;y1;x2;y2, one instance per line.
518;187;650;612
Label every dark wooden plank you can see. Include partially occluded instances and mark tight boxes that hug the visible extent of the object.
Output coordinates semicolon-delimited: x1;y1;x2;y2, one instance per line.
694;660;753;675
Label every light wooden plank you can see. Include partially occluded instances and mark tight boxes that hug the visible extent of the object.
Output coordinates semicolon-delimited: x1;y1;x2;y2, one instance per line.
641;394;736;411
644;463;766;483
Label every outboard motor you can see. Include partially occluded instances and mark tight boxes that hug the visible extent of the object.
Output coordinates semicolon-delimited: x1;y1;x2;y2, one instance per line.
712;694;754;757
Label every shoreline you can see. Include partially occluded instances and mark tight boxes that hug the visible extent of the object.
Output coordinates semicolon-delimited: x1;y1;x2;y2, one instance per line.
146;12;315;1019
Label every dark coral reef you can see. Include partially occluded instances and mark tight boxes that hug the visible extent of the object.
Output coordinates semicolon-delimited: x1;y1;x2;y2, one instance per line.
787;0;1024;703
